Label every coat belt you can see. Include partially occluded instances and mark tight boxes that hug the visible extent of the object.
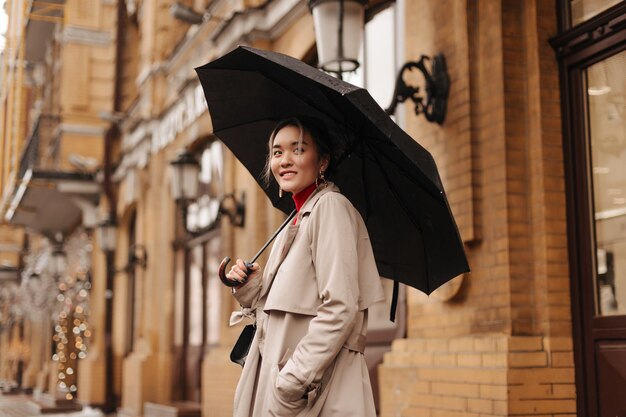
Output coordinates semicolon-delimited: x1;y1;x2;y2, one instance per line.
343;334;366;354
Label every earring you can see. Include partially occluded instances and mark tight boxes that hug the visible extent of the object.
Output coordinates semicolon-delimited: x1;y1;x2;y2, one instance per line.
316;170;327;187
279;188;283;198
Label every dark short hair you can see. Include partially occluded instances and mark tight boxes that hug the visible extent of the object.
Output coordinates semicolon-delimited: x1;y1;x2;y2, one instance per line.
262;116;336;187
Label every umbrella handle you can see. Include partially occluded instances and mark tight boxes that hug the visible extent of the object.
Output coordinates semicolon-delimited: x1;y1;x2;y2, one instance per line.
219;210;296;288
219;256;254;287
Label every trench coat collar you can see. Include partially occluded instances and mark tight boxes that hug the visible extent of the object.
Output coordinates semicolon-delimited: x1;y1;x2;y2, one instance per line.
295;182;340;223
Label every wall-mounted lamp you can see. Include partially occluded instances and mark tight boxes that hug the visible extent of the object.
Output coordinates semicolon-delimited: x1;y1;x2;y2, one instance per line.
97;218;117;253
308;0;366;76
169;2;223;24
96;217;147;273
308;0;450;124
171;150;200;203
170;150;246;236
219;193;246;228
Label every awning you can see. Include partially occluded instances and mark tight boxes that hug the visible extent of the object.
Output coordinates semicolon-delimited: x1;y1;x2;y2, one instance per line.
4;170;100;236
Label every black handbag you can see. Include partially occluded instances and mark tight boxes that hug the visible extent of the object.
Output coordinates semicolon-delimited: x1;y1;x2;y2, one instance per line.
230;323;256;366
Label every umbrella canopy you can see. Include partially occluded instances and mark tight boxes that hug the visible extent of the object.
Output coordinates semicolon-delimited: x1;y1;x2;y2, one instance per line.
195;46;469;295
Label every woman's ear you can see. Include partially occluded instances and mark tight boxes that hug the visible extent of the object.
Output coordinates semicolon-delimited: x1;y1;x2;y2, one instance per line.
320;154;330;173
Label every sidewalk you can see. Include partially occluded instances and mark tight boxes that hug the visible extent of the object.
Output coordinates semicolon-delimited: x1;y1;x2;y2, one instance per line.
0;395;105;417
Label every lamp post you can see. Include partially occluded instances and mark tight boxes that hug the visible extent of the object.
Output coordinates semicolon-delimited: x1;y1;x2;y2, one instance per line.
97;217;116;413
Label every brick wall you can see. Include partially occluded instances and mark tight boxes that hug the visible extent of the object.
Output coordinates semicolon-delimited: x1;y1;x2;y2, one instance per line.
380;0;575;415
380;335;576;417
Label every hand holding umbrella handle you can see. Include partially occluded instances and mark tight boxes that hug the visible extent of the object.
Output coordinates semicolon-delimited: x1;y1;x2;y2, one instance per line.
219;210;296;288
218;257;255;287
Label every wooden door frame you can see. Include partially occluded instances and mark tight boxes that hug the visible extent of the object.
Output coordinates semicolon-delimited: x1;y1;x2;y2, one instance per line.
550;2;626;415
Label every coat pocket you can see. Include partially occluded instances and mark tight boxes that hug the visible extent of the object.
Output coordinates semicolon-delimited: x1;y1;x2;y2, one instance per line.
275;349;305;404
267;365;306;416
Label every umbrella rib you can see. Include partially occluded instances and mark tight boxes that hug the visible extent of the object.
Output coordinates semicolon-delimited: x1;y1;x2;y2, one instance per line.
372;142;443;202
337;135;441;203
211;115;280;135
366;141;431;291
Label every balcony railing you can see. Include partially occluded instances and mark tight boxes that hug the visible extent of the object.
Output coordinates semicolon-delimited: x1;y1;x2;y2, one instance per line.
18;114;61;181
18;121;40;181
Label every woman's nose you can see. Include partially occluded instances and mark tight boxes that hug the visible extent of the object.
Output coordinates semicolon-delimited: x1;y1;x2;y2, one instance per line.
280;153;293;166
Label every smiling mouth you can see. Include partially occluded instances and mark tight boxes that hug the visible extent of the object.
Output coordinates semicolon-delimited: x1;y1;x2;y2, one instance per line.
280;171;296;178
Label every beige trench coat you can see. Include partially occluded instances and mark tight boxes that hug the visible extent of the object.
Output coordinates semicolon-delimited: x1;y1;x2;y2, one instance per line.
231;183;385;417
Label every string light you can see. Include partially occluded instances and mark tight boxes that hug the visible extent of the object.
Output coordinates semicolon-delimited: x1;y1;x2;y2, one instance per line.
50;233;93;399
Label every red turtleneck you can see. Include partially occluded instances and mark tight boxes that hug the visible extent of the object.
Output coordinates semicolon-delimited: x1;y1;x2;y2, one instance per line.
292;182;317;224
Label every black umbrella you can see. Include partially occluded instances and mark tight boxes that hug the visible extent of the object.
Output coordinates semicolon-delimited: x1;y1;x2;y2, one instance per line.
195;46;469;301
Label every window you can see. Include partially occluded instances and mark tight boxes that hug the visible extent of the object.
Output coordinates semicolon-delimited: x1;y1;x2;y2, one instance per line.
344;4;396;110
570;0;623;26
186;141;224;231
587;51;626;316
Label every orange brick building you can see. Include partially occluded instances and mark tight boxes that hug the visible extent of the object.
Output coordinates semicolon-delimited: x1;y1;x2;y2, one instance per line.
1;1;625;417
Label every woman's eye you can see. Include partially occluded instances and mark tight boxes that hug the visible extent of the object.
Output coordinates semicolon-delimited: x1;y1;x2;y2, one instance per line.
273;150;282;156
294;147;304;154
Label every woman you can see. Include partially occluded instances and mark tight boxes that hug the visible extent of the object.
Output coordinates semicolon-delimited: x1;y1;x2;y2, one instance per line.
225;117;385;417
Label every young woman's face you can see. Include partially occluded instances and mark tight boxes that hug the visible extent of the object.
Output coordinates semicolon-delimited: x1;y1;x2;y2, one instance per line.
270;125;328;195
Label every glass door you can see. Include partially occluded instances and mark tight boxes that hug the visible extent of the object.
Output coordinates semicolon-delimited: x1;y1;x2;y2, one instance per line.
584;49;626;417
552;2;626;414
587;52;626;317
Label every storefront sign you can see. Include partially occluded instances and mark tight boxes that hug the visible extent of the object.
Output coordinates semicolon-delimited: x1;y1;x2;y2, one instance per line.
118;82;208;179
151;83;208;154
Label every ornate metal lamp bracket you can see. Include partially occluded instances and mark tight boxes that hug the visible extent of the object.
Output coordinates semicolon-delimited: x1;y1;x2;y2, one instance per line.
219;192;246;228
385;54;450;125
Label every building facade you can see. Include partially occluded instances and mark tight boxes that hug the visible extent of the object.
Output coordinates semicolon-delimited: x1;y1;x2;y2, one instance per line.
0;0;117;410
0;1;625;416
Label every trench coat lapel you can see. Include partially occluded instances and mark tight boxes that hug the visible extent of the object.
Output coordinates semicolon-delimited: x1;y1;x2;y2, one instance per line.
258;223;298;302
257;183;338;302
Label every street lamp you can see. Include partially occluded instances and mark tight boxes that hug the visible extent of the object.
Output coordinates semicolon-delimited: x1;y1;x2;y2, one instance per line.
170;150;200;203
170;149;247;236
308;0;366;76
97;218;117;252
308;0;450;124
170;150;201;236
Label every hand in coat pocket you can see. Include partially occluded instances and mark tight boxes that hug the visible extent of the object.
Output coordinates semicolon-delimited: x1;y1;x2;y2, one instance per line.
267;363;307;416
